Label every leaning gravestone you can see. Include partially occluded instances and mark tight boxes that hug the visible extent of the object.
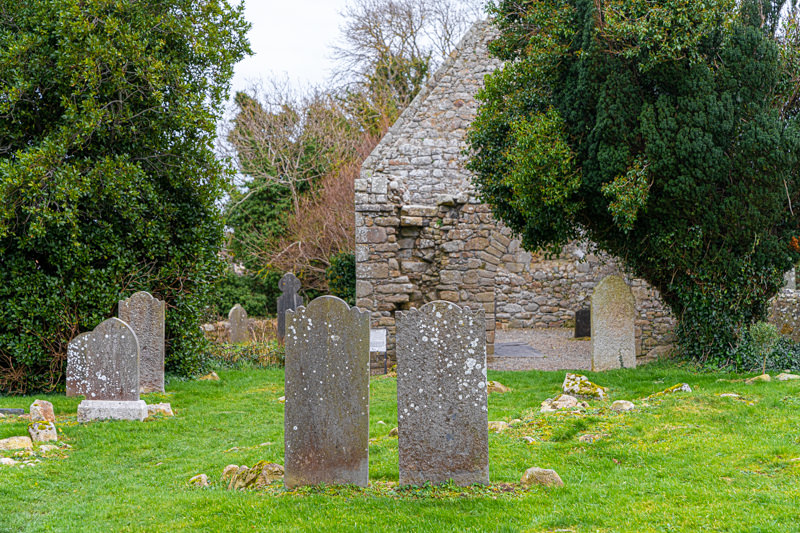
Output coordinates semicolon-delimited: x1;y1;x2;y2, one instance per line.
575;307;590;338
396;301;489;486
119;291;166;393
591;275;636;371
277;273;302;342
228;304;248;344
284;296;370;488
66;318;147;422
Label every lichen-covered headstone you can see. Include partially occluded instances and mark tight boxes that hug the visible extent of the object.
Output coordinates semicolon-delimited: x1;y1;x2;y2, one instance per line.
284;296;370;488
575;308;590;338
119;291;166;393
591;275;636;371
396;301;489;486
228;304;248;344
66;318;148;421
277;273;302;342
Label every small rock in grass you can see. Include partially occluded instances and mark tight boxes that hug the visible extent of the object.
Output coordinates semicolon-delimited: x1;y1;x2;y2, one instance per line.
38;445;60;454
487;381;510;394
611;400;635;412
199;372;220;381
745;374;771;385
388;427;398;437
0;436;33;451
28;422;57;443
522;436;536;444
540;394;579;413
377;420;386;425
278;396;285;403
562;373;608;400
720;393;741;398
578;434;604;443
221;464;239;483
147;403;174;417
521;467;564;488
509;418;522;426
1;458;18;466
189;474;209;487
29;400;55;423
0;413;5;418
776;373;800;381
488;421;509;433
651;383;692;397
228;461;284;490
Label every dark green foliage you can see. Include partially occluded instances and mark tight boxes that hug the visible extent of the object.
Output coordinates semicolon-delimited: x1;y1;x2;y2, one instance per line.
326;251;356;305
212;269;282;318
733;335;800;373
0;0;250;393
468;0;800;364
206;340;285;370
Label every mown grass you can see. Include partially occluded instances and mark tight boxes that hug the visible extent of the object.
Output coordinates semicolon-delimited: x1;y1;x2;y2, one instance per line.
1;361;799;532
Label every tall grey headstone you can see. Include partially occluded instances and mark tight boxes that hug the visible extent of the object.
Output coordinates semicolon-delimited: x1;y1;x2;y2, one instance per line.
591;275;636;371
119;291;166;393
67;318;148;422
784;268;796;290
284;296;370;489
228;304;248;344
396;301;489;486
277;273;302;342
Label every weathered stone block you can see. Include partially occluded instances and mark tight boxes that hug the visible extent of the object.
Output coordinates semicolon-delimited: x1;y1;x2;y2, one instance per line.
591;276;635;371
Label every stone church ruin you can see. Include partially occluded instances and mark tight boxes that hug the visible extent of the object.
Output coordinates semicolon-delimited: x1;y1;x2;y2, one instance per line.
354;21;798;369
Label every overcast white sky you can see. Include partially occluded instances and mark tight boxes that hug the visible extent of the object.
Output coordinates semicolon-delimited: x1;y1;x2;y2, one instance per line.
230;0;352;94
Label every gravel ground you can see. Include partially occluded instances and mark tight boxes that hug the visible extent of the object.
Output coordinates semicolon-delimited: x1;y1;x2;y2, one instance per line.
490;328;590;371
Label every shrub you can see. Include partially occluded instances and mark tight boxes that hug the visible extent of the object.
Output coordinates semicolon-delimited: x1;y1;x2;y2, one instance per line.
212;269;283;318
327;252;356;305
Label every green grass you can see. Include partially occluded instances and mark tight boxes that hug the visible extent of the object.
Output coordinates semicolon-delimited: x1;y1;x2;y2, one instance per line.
1;362;799;532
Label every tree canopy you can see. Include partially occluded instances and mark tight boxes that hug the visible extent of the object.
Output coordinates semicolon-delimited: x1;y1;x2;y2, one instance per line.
468;0;800;363
0;0;250;393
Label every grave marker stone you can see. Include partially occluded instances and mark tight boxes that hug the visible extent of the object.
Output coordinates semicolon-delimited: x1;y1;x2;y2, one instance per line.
396;301;489;486
228;304;248;344
284;296;370;488
575;308;590;338
277;273;302;342
119;291;166;393
67;318;148;422
784;268;796;290
591;275;636;371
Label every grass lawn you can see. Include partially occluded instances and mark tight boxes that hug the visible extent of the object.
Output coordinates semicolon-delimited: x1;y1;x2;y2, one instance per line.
1;362;799;532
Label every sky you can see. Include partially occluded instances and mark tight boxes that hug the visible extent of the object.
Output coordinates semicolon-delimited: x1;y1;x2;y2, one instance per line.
230;0;352;95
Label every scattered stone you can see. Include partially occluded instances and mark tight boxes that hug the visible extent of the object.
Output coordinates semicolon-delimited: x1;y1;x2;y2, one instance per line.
38;445;60;453
388;427;398;437
487;381;510;394
284;296;370;489
377;420;386;425
228;461;284;490
119;291;166;393
228;304;248;344
146;403;174;417
611;400;635;412
578;434;605;443
541;394;579;413
189;474;209;487
0;436;33;450
521;467;564;488
720;393;741;398
510;418;522;425
221;464;240;483
29;400;55;423
745;374;771;385
28;421;57;443
0;409;24;416
199;372;220;381
522;436;536;444
776;373;800;381
396;301;489;486
562;373;609;400
277;396;285;403
0;458;18;466
591;275;636;371
652;383;693;396
277;273;302;343
488;421;509;433
0;413;5;418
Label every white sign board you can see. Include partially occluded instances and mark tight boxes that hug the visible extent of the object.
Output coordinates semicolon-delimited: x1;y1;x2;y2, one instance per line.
370;329;387;352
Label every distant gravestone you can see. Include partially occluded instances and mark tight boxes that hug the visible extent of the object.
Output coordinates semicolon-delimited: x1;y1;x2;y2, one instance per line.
591;275;636;371
284;296;370;489
277;273;302;342
575;308;590;338
66;318;147;422
396;301;489;486
228;304;248;344
784;268;796;290
119;291;166;393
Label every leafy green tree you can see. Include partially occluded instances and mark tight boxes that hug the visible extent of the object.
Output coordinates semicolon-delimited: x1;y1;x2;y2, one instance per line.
468;0;800;364
0;0;250;393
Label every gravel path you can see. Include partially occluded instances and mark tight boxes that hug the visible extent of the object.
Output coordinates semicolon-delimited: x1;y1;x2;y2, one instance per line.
490;328;590;372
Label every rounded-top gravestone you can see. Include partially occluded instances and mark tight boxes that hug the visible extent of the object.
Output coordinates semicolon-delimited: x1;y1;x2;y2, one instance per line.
591;275;636;371
228;304;248;344
119;291;166;393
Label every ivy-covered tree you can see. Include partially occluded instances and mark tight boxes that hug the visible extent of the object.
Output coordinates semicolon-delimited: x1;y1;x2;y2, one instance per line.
468;0;800;363
0;0;250;393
